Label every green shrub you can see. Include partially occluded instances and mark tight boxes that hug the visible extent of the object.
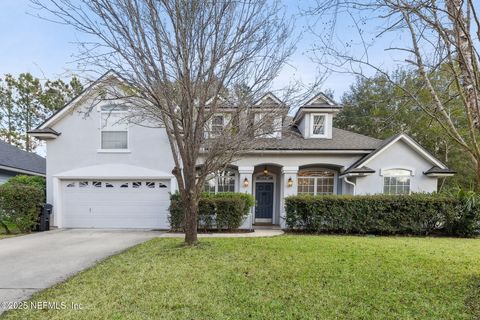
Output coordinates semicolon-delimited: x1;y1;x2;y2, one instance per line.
198;197;215;231
0;184;44;233
4;175;46;202
444;189;480;237
168;193;185;231
285;194;479;237
168;192;254;231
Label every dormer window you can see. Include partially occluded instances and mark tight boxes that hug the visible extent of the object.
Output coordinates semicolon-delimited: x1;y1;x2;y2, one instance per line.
208;114;231;138
311;114;326;137
254;113;282;138
211;115;225;135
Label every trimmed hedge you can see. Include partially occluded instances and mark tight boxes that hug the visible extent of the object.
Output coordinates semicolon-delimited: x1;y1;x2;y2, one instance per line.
0;184;44;233
169;192;254;231
285;194;480;237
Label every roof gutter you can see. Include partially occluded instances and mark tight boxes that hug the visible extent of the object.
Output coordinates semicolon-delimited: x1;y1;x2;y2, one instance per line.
0;164;45;177
424;173;456;177
343;176;356;195
200;149;374;155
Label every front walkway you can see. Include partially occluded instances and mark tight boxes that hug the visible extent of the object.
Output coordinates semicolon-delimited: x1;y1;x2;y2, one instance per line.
0;229;159;313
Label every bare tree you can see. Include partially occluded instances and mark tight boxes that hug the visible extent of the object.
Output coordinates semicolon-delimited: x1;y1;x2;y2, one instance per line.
32;0;295;244
306;0;480;188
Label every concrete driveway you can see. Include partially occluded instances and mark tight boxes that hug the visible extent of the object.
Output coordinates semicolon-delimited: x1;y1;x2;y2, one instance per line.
0;229;160;312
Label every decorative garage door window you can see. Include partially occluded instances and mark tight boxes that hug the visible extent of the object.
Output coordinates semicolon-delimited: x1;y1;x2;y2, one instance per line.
297;168;336;195
65;181;168;189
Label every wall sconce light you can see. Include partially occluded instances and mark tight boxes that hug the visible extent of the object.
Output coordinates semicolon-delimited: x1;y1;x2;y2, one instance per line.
287;177;293;187
243;177;249;188
263;166;268;175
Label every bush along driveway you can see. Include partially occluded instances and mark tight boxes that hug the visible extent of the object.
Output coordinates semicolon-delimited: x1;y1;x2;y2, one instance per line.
3;235;480;320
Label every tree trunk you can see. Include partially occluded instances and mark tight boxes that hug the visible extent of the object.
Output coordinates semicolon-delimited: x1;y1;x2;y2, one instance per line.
183;193;198;245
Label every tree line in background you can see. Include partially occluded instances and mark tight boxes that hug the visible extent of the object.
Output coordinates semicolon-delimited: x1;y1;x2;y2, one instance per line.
0;73;83;151
304;0;480;191
334;68;473;191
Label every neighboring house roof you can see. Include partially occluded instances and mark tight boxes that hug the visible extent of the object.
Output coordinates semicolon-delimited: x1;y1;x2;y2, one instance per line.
0;140;46;176
252;127;382;151
343;133;451;175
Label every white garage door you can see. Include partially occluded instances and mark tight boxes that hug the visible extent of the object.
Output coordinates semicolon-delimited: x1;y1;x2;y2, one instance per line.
62;180;170;229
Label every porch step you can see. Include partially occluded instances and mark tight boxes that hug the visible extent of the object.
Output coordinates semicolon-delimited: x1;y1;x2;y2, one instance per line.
253;224;282;230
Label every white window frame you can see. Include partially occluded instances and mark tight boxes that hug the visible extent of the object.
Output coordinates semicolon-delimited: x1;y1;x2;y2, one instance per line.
310;113;327;138
208;113;231;138
210;114;225;137
98;105;130;152
297;168;337;195
381;169;413;195
203;169;238;193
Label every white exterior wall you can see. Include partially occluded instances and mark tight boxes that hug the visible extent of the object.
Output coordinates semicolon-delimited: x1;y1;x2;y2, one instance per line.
45;100;176;226
355;140;438;194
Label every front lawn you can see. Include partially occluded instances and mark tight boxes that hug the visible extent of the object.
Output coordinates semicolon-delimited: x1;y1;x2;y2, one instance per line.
3;236;480;319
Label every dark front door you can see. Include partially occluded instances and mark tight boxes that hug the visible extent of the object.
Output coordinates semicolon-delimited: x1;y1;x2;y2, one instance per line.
255;182;274;221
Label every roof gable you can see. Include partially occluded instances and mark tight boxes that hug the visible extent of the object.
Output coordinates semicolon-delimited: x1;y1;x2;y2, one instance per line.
346;133;447;171
205;95;226;106
37;70;126;130
304;93;336;106
254;92;284;107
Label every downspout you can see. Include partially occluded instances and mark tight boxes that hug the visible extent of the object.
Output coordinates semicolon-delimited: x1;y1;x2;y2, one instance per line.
343;176;356;195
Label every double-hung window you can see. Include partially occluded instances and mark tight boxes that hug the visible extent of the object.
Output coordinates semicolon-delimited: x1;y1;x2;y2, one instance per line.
100;105;128;150
211;115;225;136
311;114;326;137
383;169;411;195
254;113;281;138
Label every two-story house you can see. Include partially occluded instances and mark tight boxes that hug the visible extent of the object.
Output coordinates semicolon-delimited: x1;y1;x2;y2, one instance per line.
30;71;455;229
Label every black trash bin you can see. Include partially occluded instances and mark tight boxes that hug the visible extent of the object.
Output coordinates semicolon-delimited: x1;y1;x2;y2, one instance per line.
37;204;53;232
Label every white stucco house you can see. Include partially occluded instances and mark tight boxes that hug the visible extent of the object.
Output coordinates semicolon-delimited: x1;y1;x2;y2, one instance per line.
29;71;455;230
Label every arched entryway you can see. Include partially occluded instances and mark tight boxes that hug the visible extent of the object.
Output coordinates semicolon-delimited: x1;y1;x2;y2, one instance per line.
253;164;282;225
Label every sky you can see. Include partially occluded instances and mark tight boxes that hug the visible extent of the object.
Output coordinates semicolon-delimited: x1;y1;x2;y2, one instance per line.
0;0;406;101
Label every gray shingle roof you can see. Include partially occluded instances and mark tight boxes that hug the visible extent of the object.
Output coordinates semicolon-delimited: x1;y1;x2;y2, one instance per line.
343;166;375;174
28;127;61;136
0;140;46;175
424;166;456;175
253;127;382;150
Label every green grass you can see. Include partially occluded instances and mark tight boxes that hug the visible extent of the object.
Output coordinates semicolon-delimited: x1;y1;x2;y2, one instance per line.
2;235;480;319
0;222;22;239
